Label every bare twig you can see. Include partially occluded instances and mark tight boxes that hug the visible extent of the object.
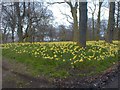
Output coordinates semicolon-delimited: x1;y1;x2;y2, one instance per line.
58;8;73;24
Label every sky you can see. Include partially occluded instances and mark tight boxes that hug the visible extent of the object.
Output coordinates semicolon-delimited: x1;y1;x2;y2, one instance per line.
1;0;116;27
47;1;110;27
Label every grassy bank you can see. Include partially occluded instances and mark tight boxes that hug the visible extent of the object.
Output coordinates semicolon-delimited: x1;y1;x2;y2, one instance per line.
1;41;118;78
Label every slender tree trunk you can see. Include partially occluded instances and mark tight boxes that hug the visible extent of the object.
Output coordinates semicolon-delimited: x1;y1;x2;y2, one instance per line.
11;16;16;43
79;2;87;48
3;26;7;43
28;2;33;43
96;2;103;41
11;28;14;42
106;2;115;43
92;13;95;40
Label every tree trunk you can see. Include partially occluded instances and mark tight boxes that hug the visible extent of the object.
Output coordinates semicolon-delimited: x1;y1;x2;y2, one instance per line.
67;2;79;42
106;2;115;43
96;2;103;41
11;29;14;42
11;16;16;43
71;7;79;42
116;2;120;40
28;2;33;43
92;13;95;40
3;26;7;43
79;2;87;48
15;2;23;42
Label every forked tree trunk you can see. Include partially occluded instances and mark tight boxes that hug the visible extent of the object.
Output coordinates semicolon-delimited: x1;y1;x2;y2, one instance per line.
71;7;79;42
67;2;79;42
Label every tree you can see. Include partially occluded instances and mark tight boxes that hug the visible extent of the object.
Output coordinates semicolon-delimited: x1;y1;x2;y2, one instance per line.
27;2;33;42
113;1;120;40
79;1;87;47
58;25;67;41
115;1;120;40
2;2;17;43
96;1;103;41
2;2;53;43
106;2;115;43
47;1;79;42
66;1;79;42
88;1;96;40
87;18;93;40
14;2;25;42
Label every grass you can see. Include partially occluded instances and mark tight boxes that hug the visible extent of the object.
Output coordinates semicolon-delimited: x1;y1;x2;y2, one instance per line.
1;41;119;79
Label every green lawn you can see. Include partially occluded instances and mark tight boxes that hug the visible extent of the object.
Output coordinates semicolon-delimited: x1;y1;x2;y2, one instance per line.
1;41;118;79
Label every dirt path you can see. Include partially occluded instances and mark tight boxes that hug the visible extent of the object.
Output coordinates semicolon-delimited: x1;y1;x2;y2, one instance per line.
102;66;120;89
2;58;54;88
89;62;119;89
103;75;119;88
2;58;120;88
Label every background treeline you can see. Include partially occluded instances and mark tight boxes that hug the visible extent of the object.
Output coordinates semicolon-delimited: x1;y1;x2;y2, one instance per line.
1;1;120;45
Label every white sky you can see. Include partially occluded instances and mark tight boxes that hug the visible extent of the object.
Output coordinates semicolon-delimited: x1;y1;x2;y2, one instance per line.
1;0;112;27
47;1;110;27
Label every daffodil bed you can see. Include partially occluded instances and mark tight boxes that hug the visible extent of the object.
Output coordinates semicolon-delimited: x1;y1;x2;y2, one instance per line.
1;41;119;78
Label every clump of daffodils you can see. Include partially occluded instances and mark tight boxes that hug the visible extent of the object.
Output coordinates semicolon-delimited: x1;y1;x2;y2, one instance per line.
2;41;118;68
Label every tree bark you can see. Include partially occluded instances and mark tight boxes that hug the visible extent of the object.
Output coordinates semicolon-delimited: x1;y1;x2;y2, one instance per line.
11;8;16;43
71;7;79;42
67;2;79;42
116;2;120;40
11;26;15;42
15;2;23;42
28;2;33;43
106;2;115;43
79;2;87;48
96;2;103;41
92;13;95;40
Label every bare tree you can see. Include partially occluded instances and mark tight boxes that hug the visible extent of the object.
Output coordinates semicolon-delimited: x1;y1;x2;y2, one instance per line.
47;1;79;42
14;2;25;42
2;2;53;43
2;2;16;43
66;1;79;42
58;25;67;41
116;1;120;40
106;2;115;43
87;18;93;41
96;1;103;41
88;1;96;40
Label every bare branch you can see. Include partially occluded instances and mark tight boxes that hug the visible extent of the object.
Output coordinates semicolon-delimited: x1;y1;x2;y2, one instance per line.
58;7;73;24
47;2;65;5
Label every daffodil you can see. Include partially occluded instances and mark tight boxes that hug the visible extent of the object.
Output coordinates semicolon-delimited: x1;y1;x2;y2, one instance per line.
63;59;65;62
79;59;83;62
